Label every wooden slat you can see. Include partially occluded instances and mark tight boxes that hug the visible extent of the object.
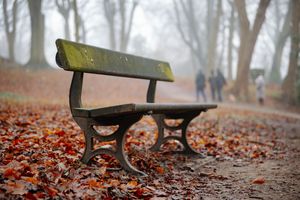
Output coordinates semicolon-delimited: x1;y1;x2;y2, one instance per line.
72;103;217;118
56;39;174;82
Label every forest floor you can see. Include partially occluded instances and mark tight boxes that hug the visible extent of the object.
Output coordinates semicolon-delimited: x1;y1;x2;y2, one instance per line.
0;65;300;199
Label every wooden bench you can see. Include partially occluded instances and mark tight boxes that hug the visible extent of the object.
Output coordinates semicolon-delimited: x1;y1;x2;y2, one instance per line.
55;39;217;176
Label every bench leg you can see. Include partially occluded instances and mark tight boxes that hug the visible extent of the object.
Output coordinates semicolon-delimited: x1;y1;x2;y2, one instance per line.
74;115;146;176
149;114;164;151
150;111;204;155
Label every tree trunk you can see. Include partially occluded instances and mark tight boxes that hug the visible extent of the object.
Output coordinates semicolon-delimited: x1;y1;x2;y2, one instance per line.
119;0;126;51
217;18;226;72
233;0;270;100
122;1;137;52
269;0;292;84
3;0;18;62
104;0;116;50
80;15;86;43
206;0;214;57
227;1;235;81
103;0;137;52
55;0;71;40
206;0;222;74
282;0;300;104
173;0;205;70
73;0;80;42
26;0;49;68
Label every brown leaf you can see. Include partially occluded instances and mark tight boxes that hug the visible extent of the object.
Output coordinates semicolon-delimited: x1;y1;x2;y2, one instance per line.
3;168;21;179
87;179;101;188
110;179;120;187
252;177;265;184
127;180;138;188
134;188;145;198
44;186;58;197
4;180;27;195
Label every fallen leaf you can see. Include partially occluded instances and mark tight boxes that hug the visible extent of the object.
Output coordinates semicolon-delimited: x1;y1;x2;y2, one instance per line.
110;179;120;187
44;186;58;197
5;180;27;195
252;177;265;184
54;130;65;136
134;188;145;198
23;177;39;185
155;166;164;174
4;168;21;179
87;179;101;188
127;180;138;188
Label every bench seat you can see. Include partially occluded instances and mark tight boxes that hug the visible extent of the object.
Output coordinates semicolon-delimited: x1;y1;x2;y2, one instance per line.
72;103;217;118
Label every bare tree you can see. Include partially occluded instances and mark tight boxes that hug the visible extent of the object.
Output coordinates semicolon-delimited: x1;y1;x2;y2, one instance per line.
79;14;86;43
103;0;138;52
173;0;205;72
2;0;18;61
217;14;226;73
227;0;235;81
232;0;271;100
206;0;222;73
26;0;49;68
103;0;116;50
282;0;300;104
269;0;292;84
73;0;80;42
55;0;71;40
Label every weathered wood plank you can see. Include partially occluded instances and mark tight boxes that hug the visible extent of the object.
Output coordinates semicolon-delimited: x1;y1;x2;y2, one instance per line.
72;103;217;118
56;39;174;82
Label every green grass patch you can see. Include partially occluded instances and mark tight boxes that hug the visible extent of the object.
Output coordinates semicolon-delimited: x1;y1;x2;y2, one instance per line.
0;92;31;102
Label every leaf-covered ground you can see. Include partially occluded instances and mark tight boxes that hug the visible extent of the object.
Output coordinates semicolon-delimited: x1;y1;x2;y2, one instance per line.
1;66;300;199
1;101;299;199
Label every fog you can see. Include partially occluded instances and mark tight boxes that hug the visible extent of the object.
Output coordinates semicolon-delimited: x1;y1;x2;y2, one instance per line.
1;0;299;104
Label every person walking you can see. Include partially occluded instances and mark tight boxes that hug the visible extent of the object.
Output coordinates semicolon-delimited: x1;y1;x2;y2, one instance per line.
255;74;265;105
216;69;226;102
195;70;207;102
208;70;216;101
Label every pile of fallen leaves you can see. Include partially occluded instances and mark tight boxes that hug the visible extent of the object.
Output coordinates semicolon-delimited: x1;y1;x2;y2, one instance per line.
0;101;291;199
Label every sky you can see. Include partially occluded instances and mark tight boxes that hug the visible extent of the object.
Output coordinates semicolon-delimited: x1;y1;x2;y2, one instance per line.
0;0;291;79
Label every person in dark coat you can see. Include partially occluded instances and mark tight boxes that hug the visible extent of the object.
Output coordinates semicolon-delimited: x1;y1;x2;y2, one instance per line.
208;70;216;101
215;69;226;102
195;70;207;102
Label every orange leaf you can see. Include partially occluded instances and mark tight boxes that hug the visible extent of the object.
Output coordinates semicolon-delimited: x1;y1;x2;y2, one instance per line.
110;179;120;187
134;188;145;198
127;180;138;188
252;177;265;184
23;177;39;185
54;130;65;136
87;179;101;188
4;168;20;179
44;186;58;197
155;166;164;174
251;152;260;159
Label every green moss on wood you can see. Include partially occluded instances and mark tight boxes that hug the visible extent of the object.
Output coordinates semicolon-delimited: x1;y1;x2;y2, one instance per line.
55;39;174;82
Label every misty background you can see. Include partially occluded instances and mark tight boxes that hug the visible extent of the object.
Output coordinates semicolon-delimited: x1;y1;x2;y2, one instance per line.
1;0;299;105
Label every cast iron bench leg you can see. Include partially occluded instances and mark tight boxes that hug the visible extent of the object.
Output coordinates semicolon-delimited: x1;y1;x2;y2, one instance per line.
150;111;204;155
74;115;147;176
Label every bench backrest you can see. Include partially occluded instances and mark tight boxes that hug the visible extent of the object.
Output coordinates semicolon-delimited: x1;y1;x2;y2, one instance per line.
55;39;174;82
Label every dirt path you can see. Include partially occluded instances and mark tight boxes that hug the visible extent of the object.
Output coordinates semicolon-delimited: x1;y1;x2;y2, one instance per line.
208;125;300;199
158;83;300;199
158;82;300;119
